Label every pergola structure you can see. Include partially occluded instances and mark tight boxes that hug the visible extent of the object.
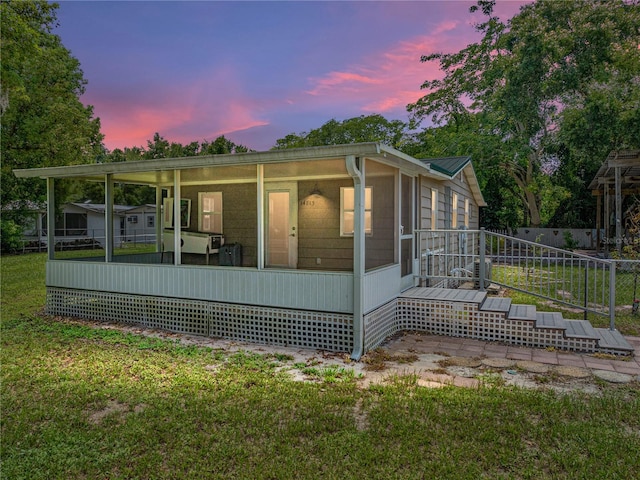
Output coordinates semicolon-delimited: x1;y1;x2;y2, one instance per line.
589;150;640;253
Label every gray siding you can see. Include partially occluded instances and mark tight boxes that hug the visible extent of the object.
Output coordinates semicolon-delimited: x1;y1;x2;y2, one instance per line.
47;261;354;313
181;183;257;266
298;179;354;270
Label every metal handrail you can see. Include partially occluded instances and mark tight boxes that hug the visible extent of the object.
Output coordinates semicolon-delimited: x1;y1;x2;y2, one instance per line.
415;228;618;330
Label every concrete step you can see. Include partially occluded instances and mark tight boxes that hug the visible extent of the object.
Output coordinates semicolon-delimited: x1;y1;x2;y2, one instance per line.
508;304;537;321
535;312;566;330
480;297;512;313
564;320;599;340
594;328;635;354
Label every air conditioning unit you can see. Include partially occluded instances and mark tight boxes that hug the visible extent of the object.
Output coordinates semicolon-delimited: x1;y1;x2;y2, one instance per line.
474;260;492;289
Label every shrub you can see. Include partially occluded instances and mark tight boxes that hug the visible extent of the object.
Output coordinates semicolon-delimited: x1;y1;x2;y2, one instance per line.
0;219;23;253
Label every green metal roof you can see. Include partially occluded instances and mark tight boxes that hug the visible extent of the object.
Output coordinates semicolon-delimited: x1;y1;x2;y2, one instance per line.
420;156;471;176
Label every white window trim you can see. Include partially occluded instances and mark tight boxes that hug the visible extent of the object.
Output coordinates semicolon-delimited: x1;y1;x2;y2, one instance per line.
464;198;470;227
198;191;223;233
452;192;458;229
431;188;438;230
340;186;372;237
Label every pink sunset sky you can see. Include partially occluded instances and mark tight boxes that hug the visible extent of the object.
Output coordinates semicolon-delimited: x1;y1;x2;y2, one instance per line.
56;1;531;152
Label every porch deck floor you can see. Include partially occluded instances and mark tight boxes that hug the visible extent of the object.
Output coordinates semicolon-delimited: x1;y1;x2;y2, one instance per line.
401;287;486;304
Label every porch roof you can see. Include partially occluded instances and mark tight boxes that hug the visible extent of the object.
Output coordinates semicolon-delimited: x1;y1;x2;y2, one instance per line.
419;155;486;207
588;149;640;193
421;156;470;177
14;143;447;184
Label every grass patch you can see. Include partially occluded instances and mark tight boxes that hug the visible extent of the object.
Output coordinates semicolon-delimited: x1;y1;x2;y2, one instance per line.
506;288;640;336
492;263;640;336
2;253;640;478
300;364;358;383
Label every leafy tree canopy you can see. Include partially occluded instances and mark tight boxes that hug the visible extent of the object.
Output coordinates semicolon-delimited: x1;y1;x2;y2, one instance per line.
273;114;410;150
408;0;640;227
78;133;250;205
1;0;103;231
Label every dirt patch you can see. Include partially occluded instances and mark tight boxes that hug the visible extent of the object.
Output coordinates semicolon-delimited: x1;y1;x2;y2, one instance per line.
352;398;369;431
88;400;147;425
88;400;129;425
361;348;419;371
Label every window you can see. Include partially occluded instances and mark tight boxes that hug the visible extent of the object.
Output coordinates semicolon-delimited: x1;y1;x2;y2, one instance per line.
147;215;155;228
163;198;191;228
340;187;372;236
401;174;413;235
56;213;87;236
199;192;223;233
464;198;470;227
452;192;458;228
430;189;438;230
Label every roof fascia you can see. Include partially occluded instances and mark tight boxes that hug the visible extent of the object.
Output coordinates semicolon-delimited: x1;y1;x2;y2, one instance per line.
463;163;487;207
13;143;383;180
14;143;443;182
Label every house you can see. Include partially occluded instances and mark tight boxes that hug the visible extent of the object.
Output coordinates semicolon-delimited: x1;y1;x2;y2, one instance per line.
589;150;640;253
55;202;130;245
123;204;157;244
14;143;486;358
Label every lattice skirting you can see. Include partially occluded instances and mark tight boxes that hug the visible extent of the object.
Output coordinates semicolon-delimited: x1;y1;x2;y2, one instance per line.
46;288;354;352
364;297;598;353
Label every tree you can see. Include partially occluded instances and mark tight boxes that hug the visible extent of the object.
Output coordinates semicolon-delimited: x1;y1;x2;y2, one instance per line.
406;115;525;230
78;134;250;205
200;135;249;155
1;0;103;246
408;0;640;227
273;114;410;150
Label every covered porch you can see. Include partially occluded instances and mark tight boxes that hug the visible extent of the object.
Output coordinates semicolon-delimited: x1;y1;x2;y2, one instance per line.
15;143;441;358
589;149;640;253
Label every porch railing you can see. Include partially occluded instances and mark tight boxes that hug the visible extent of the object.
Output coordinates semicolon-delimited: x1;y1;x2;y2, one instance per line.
416;229;622;331
17;229;156;253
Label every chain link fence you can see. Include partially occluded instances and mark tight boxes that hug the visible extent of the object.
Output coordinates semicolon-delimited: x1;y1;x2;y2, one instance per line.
613;259;640;315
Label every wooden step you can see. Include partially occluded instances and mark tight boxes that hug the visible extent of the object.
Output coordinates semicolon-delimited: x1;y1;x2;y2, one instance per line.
564;320;599;340
508;304;536;321
480;297;512;313
401;287;486;304
535;312;566;330
594;328;635;353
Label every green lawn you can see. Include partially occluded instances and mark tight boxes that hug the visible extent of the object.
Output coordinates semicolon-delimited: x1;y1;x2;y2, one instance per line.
492;264;640;336
2;253;640;479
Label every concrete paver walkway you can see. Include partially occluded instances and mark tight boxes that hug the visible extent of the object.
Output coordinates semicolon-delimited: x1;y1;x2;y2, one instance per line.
380;332;640;383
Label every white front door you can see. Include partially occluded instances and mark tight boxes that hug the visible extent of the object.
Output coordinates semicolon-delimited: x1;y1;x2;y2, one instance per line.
265;182;298;268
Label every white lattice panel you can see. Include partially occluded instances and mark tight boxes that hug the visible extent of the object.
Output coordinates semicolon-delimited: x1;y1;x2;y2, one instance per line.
47;288;353;352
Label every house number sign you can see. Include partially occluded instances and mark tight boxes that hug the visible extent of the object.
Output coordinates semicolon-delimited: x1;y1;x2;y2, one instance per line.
300;200;315;206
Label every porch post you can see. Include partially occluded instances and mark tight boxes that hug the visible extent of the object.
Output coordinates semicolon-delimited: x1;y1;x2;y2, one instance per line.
105;174;114;262
46;177;55;261
173;170;181;266
604;182;610;246
155;186;162;252
615;166;622;255
596;193;602;253
479;228;486;292
346;155;365;360
257;164;264;269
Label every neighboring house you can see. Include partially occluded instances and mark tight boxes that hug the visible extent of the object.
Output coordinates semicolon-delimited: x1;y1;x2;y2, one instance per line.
25;202;156;246
123;204;157;244
14;143;486;359
589;149;640;252
54;202;130;245
2;200;46;238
